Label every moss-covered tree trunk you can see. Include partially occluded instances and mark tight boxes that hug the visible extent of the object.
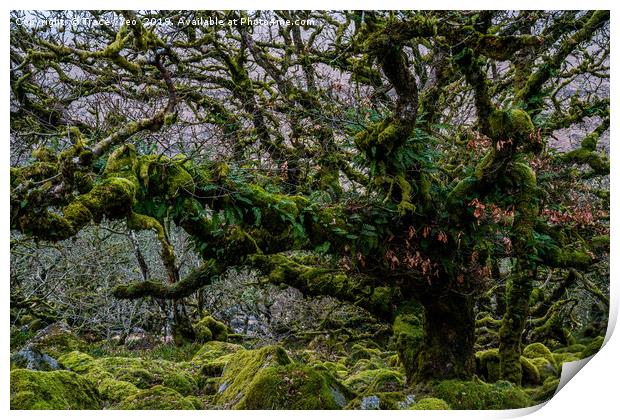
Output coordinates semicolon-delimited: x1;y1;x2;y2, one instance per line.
498;265;534;384
171;299;195;344
414;291;476;381
392;301;424;383
498;161;540;384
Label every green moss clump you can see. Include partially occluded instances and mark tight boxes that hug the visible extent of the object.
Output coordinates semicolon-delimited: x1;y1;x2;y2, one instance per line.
433;379;533;409
116;385;199;410
250;253;374;310
199;355;232;377
489;108;535;146
475;349;500;382
58;350;96;373
349;357;388;374
474;150;496;180
191;341;243;365
193;322;213;343
409;397;451;410
354;119;408;159
94;357;197;395
343;368;404;393
346;344;382;366
29;323;86;359
520;356;541;385
61;351;198;397
193;316;229;342
103;144;138;179
315;360;349;379
523;343;555;365
557;147;610;175
526;357;558;383
32;146;57;162
369;286;394;317
10;369;101;409
237;364;351;409
97;378;139;404
215;345;292;408
478;34;542;61
581;336;604;358
58;351;121;397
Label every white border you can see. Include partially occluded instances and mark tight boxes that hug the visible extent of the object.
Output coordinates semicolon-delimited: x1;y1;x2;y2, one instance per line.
2;2;617;419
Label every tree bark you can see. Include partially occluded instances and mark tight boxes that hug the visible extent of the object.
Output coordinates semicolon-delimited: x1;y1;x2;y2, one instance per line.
498;264;534;384
414;291;476;381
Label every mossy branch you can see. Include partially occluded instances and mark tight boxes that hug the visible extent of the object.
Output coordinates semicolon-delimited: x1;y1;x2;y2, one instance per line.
555;119;610;176
112;259;223;300
249;253;400;320
517;10;610;111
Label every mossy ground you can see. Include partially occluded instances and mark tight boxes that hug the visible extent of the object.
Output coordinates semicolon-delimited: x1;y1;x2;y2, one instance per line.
116;385;203;409
238;364;352;409
432;379;532;409
11;369;101;409
10;327;599;410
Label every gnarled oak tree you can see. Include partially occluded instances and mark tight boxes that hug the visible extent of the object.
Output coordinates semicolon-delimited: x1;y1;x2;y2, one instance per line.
10;10;609;384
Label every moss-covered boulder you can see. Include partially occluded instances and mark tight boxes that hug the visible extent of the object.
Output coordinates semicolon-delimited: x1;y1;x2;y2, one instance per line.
193;315;229;343
475;348;500;382
293;348;321;363
527;357;558;382
520;356;541;385
26;322;85;359
11;346;60;371
116;385;202;409
190;341;242;383
95;356;197;395
432;379;533;409
10;368;101;409
348;391;414;409
58;351;97;374
343;368;404;393
191;340;242;365
58;350;120;393
520;343;560;383
409;397;451;410
349;356;388;374
310;360;349;379
194;323;213;342
58;351;197;396
215;345;292;408
523;343;555;364
97;378;139;405
237;364;351;409
198;355;233;378
345;343;381;366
